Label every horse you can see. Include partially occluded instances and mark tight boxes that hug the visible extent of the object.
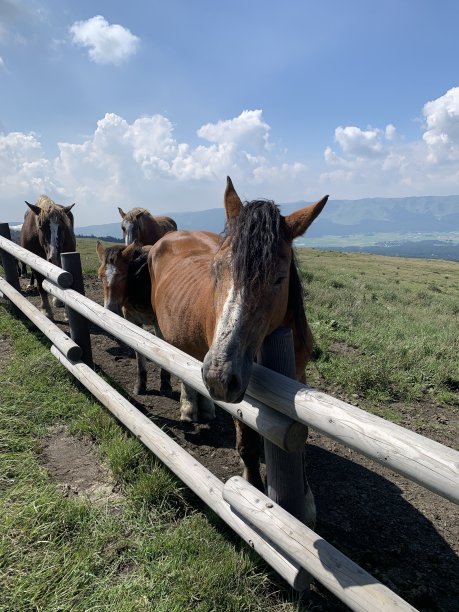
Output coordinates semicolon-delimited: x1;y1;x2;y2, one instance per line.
148;176;327;517
21;195;76;318
9;224;28;278
96;241;173;396
118;207;177;245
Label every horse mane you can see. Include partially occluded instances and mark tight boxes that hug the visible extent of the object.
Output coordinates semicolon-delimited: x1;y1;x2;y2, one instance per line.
123;208;154;233
228;200;285;295
226;199;308;344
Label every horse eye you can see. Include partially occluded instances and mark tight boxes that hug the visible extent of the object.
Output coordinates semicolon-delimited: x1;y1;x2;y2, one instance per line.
274;276;286;287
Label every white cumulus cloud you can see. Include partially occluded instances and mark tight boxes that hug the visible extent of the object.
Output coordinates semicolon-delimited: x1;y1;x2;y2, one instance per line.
3;90;459;224
422;86;459;163
198;110;271;151
0;109;310;223
321;86;459;197
69;15;140;65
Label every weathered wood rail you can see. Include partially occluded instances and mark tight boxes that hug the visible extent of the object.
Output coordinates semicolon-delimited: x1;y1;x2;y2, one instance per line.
2;229;458;611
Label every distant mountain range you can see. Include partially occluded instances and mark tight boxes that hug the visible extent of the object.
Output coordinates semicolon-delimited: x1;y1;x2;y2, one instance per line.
74;195;459;240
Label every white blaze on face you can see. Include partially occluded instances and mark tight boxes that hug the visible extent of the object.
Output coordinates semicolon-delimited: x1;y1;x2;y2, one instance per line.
212;284;243;361
124;221;134;244
49;220;59;262
103;263;117;307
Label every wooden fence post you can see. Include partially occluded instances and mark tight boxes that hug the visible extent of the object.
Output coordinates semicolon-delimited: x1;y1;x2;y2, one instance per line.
60;252;93;366
0;223;21;292
258;327;308;523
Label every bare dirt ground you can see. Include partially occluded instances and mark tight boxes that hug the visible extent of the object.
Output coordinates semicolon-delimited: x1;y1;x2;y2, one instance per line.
19;275;459;611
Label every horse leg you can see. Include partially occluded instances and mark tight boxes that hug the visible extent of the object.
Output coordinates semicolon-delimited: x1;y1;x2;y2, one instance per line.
160;368;172;394
133;351;147;395
149;317;172;394
27;269;35;288
233;418;264;492
198;394;216;421
36;274;53;319
179;382;199;422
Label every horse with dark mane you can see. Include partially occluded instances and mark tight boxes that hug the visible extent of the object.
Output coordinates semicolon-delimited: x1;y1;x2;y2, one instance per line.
21;195;76;318
118;207;177;245
148;177;327;517
96;241;172;396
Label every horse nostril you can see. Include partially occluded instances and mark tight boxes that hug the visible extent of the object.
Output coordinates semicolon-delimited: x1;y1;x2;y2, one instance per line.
227;374;241;396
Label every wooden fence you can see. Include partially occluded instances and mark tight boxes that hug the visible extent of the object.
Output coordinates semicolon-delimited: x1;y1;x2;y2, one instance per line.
1;225;458;611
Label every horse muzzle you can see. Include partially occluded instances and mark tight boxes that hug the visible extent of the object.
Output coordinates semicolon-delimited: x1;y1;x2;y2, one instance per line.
104;302;123;317
201;353;251;403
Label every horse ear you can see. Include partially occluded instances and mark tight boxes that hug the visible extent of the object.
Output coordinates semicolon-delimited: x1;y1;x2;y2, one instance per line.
121;241;137;259
118;207;126;219
224;176;242;221
63;203;75;215
285;195;329;239
25;201;41;216
96;240;105;262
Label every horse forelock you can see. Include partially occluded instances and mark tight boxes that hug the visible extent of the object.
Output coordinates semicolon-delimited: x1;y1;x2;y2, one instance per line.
227;200;287;295
34;196;73;228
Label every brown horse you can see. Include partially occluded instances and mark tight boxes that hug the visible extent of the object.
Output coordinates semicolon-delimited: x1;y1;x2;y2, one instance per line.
96;241;172;395
21;195;76;318
118;207;177;245
148;177;327;507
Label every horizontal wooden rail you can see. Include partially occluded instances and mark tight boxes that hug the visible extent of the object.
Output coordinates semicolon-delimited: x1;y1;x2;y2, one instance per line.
50;346;310;591
246;367;459;504
0;235;73;288
41;279;459;504
42;280;308;452
0;276;82;361
223;477;417;612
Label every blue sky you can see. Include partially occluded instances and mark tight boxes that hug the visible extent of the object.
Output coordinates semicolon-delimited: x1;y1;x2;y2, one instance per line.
1;0;459;225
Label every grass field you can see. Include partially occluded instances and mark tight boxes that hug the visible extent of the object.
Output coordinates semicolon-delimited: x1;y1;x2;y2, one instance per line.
298;249;458;415
1;239;458;610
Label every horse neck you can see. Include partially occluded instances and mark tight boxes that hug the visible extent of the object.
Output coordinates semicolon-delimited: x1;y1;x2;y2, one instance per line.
142;215;163;244
127;253;151;308
59;220;76;252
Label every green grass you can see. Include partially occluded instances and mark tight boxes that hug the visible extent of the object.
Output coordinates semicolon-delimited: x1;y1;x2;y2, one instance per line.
0;305;295;611
299;249;459;412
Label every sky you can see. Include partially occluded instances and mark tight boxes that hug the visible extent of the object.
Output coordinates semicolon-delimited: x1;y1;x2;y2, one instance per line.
1;0;459;225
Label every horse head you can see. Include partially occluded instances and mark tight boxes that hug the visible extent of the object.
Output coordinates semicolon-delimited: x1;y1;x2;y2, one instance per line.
118;207;150;245
25;197;75;266
97;241;142;316
201;177;328;403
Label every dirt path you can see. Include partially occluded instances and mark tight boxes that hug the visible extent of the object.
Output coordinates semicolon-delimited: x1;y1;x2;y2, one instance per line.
20;275;459;611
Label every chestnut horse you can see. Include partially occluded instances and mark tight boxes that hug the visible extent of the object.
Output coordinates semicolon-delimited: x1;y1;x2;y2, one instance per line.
118;207;177;245
21;195;76;318
148;177;327;508
96;241;171;395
